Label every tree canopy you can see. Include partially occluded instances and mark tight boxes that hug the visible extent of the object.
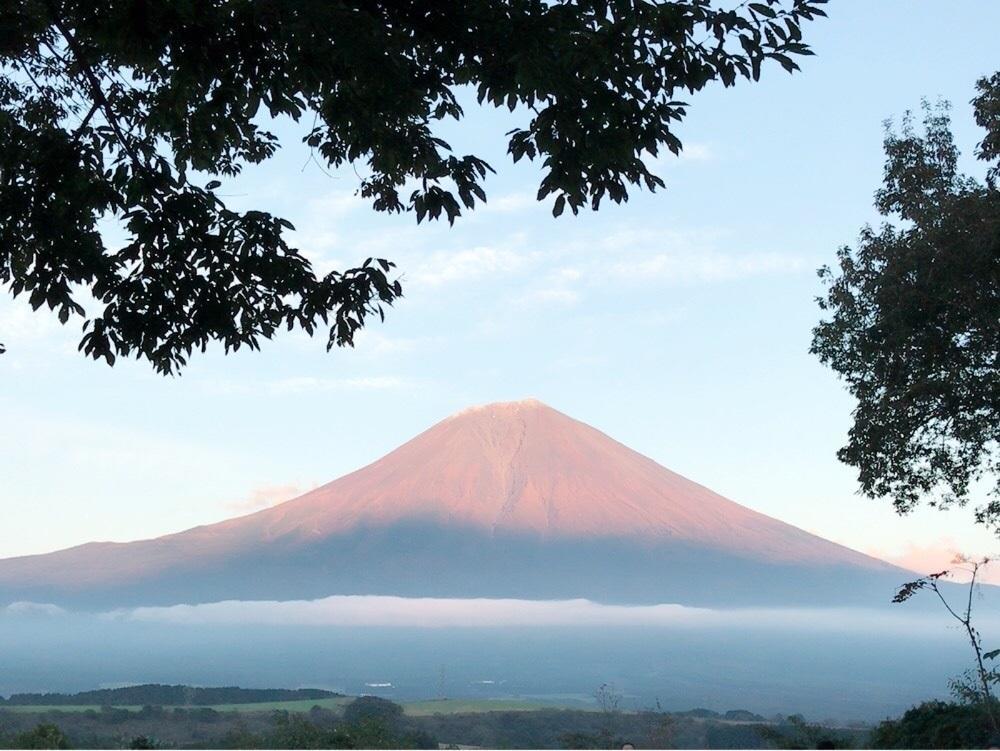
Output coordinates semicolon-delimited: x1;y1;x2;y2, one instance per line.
812;74;1000;531
1;0;826;372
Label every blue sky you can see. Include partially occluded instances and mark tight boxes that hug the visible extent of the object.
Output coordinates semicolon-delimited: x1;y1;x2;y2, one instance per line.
2;1;999;574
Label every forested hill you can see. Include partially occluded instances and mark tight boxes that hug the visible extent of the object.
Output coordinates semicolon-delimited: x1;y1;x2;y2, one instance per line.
1;684;341;706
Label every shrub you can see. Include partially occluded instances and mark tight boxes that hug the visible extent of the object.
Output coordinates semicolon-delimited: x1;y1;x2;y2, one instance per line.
13;724;70;750
870;700;998;749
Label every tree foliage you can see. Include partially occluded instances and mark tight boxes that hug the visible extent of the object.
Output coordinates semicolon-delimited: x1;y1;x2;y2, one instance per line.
812;74;1000;530
1;684;340;707
869;701;996;750
341;696;404;728
754;714;846;749
258;705;433;750
10;723;70;750
1;0;825;372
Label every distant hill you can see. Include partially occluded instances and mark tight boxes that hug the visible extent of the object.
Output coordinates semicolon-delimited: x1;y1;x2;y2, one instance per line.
0;399;914;608
1;684;340;706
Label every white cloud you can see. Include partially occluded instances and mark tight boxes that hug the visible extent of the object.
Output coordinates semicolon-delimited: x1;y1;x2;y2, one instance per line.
268;376;407;395
519;288;581;306
611;250;804;284
350;330;439;357
0;297;84;360
377;222;808;317
305;190;367;218
492;228;804;309
410;246;529;287
0;300;63;342
482;192;535;213
516;268;584;307
199;375;409;397
118;597;707;628
4;601;67;617
110;596;959;635
287;189;386;270
597;226;727;254
642;142;715;173
678;143;714;162
867;540;1000;585
225;483;314;513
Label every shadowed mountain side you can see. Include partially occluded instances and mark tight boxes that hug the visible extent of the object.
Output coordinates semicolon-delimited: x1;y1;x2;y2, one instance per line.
0;520;917;610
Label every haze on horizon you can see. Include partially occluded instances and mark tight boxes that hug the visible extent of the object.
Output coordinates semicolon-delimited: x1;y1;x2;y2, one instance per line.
0;592;992;723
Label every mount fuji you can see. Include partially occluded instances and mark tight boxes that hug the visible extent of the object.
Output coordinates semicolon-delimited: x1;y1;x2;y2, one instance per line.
0;399;907;609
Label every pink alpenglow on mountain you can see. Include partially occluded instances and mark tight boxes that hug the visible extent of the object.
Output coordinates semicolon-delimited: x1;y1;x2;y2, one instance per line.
0;399;901;609
228;398;878;564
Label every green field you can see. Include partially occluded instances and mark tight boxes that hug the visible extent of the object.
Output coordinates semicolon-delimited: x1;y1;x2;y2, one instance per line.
3;705;137;714
194;696;354;713
1;696;567;716
402;698;576;716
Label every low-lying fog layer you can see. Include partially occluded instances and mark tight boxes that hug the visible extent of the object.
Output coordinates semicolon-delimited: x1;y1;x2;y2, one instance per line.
101;595;978;635
1;596;995;723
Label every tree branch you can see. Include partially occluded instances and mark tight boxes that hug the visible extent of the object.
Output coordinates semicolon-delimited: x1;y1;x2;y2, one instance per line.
930;582;964;625
70;99;100;142
44;4;147;176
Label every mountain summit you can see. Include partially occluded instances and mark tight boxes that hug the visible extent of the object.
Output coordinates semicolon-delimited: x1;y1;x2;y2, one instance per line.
230;398;878;566
0;399;900;608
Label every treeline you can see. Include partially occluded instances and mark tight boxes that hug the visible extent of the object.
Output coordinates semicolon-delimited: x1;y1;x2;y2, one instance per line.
0;698;435;750
414;708;861;749
4;693;994;748
867;701;997;748
0;700;867;749
673;708;766;721
1;685;340;707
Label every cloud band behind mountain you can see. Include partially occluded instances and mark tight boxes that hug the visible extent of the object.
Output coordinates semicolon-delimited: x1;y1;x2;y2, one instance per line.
102;596;960;635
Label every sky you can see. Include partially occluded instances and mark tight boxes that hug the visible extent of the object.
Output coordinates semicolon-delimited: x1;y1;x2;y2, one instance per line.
2;1;999;578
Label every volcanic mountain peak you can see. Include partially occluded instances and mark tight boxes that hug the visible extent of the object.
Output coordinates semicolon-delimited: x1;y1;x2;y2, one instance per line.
213;398;880;570
0;398;899;608
448;397;545;417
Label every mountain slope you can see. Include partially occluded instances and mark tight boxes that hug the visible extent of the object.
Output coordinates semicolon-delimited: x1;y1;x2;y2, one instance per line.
0;399;904;608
